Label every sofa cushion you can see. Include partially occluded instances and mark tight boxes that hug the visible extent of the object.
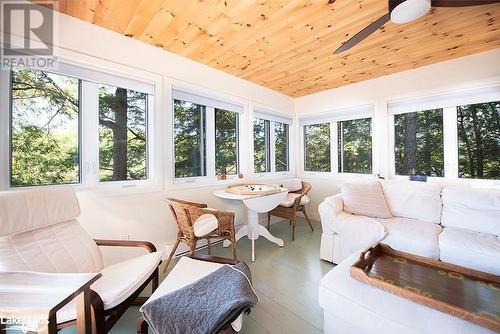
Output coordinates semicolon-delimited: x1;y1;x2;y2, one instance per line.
281;178;302;192
57;251;162;323
439;227;500;275
0;220;103;273
193;214;219;237
319;252;493;334
341;181;392;218
381;180;443;223
279;193;310;207
0;187;80;237
141;256;243;332
441;186;500;236
374;217;442;259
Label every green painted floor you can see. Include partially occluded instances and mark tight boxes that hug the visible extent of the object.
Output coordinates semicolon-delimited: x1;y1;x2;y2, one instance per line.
66;217;335;333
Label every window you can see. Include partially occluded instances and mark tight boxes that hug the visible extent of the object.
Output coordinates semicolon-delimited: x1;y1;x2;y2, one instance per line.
253;118;270;173
215;109;239;175
338;118;372;174
10;67;80;187
172;90;243;180
173;100;206;178
274;122;289;172
394;109;444;177
304;123;330;172
99;84;148;182
2;62;155;190
457;101;500;179
252;115;290;174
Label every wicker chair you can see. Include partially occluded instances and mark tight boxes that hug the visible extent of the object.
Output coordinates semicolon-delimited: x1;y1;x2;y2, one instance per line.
162;198;237;273
267;181;314;241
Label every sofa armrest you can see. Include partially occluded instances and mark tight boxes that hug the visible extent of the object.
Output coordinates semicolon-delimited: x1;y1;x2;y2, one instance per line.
318;194;344;235
94;239;156;253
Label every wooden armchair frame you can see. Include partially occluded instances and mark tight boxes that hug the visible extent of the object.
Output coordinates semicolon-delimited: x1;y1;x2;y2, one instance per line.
137;254;240;334
56;239;159;334
267;181;314;241
163;198;237;273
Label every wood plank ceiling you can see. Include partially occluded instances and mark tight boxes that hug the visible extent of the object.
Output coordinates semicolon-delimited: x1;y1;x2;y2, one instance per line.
42;0;500;97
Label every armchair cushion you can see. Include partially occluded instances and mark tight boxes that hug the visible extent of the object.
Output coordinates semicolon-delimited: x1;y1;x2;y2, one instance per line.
282;178;303;192
57;251;162;323
279;193;310;207
193;214;219;237
0;220;103;273
0;187;80;237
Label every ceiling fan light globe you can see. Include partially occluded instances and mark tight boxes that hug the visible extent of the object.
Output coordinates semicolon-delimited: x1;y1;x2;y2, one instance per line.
390;0;432;24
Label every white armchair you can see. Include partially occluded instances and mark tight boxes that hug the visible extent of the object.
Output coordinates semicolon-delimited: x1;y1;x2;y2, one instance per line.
0;187;162;333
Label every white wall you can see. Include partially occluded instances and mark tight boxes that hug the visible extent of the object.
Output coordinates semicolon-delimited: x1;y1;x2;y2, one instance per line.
1;6;294;267
294;49;500;219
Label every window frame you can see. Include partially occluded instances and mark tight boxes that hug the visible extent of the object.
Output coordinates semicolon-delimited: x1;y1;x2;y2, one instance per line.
9;69;83;188
171;86;245;184
252;118;271;174
300;106;374;178
215;107;240;176
388;86;500;184
337;117;373;175
0;59;159;192
390;108;445;178
252;113;292;177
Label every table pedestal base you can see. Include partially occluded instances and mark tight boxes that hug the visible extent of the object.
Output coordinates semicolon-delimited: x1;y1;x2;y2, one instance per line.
223;209;284;262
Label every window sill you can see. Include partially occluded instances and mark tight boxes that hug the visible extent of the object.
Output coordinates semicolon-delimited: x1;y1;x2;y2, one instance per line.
390;175;500;188
5;181;163;197
168;173;295;190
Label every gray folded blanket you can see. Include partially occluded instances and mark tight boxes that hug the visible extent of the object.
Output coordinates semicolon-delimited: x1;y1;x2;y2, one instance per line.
141;261;258;334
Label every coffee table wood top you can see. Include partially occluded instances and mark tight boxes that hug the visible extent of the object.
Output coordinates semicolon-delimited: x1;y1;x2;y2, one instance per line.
351;244;500;332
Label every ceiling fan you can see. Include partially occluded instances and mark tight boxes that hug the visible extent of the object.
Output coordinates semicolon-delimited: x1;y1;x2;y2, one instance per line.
334;0;500;54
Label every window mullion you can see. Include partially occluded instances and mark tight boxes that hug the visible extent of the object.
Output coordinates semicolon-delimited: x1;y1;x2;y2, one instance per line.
81;81;99;186
206;107;216;178
269;121;276;173
443;106;459;179
331;121;338;174
0;70;10;190
388;114;396;178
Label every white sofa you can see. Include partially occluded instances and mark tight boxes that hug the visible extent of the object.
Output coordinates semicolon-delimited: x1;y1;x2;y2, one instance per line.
319;180;500;274
318;180;500;334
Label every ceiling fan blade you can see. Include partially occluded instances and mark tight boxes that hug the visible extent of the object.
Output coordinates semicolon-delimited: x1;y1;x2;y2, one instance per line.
334;13;390;54
432;0;500;7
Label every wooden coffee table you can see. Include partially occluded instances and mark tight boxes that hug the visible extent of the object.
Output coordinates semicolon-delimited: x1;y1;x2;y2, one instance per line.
0;271;101;334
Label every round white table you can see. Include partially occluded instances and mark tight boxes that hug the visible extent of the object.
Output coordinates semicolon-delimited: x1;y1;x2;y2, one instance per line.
213;188;288;262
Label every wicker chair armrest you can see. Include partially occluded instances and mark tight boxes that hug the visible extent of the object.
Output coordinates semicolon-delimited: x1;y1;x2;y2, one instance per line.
94;239;157;253
165;198;207;208
299;182;312;195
